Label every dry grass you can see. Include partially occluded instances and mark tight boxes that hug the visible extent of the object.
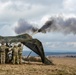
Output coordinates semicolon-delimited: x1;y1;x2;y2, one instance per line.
0;57;76;75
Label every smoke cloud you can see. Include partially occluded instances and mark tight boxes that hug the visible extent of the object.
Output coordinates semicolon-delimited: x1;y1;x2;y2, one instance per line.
14;15;76;35
38;15;76;34
14;19;38;34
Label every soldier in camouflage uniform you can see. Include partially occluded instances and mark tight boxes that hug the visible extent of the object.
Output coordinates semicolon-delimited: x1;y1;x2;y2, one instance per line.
5;43;12;63
0;42;8;64
12;45;19;64
18;44;23;64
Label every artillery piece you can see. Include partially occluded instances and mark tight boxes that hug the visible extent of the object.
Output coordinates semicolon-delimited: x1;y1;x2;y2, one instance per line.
0;33;53;65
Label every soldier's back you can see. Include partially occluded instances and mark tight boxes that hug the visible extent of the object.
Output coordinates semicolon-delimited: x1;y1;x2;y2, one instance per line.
13;46;19;55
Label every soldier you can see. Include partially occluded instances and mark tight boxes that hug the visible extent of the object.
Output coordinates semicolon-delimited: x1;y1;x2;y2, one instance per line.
12;44;19;64
0;42;8;64
18;44;23;64
5;43;12;63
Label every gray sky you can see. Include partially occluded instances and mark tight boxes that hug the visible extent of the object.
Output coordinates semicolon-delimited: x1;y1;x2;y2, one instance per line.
0;0;76;52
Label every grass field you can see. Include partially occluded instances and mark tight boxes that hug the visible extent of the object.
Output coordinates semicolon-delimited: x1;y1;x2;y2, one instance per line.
0;57;76;75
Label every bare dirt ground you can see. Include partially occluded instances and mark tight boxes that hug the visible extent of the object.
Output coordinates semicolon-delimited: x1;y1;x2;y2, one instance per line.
0;57;76;75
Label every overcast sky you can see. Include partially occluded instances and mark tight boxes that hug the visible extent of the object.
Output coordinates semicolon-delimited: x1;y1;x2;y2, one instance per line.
0;0;76;52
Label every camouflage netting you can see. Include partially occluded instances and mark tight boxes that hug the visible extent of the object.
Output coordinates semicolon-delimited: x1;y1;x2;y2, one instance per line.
0;33;53;65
